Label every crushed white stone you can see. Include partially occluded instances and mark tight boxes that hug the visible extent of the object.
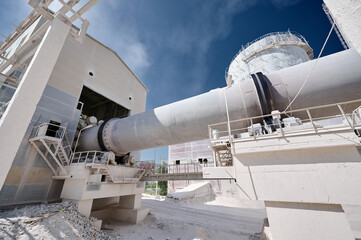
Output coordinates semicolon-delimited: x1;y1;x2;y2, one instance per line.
0;201;120;240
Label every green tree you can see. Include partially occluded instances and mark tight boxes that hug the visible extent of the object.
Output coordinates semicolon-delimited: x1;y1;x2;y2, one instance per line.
157;162;168;196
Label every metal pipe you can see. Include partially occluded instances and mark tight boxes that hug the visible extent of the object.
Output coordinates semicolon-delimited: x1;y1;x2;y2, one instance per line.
73;124;94;153
78;49;361;155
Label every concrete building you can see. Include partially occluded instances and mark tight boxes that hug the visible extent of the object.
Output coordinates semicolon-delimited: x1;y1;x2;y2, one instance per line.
0;0;149;225
0;0;360;238
323;0;361;55
167;140;238;199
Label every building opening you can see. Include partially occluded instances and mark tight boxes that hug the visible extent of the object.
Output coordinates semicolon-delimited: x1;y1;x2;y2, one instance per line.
79;86;129;122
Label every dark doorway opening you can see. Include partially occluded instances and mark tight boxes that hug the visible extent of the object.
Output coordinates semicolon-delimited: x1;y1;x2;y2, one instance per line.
46;120;61;137
79;86;129;122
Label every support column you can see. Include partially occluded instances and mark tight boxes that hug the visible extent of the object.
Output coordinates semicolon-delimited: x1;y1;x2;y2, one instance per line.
118;194;142;209
0;14;71;190
113;194;149;224
265;201;354;240
77;199;93;218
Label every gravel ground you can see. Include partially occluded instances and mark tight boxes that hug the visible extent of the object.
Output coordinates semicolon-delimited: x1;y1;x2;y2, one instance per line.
0;196;266;240
0;201;119;240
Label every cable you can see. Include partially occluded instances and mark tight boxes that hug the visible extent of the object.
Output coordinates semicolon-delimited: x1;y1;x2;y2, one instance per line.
283;21;336;112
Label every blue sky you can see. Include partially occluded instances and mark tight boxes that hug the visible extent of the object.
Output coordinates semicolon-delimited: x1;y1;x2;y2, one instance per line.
0;0;344;163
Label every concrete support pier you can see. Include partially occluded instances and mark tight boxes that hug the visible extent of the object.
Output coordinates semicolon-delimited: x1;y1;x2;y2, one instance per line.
90;194;149;225
264;202;354;240
0;14;71;190
60;165;149;227
205;117;361;239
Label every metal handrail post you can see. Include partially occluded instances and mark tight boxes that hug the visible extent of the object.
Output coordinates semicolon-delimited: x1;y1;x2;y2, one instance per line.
250;119;256;140
306;109;317;133
277;119;284;136
224;87;232;141
73;125;93;153
337;104;353;130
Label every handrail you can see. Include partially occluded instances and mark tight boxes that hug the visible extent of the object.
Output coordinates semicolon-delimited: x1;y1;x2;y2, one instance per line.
225;31;313;81
63;131;73;156
209;99;361;167
30;122;67;140
137;160;204;177
241;31;309;53
209;99;361;146
209;99;361;128
352;105;361;128
70;150;111;166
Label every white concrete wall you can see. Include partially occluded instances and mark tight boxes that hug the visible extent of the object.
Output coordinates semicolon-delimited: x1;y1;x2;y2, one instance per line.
0;15;71;191
231;132;361;205
324;0;361;56
49;35;148;115
0;16;148;205
265;202;354;240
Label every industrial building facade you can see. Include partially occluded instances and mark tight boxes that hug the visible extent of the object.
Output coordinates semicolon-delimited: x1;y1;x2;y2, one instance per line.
0;0;361;238
0;13;148;206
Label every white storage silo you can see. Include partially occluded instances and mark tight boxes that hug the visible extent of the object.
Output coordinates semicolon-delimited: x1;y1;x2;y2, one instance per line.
226;31;313;85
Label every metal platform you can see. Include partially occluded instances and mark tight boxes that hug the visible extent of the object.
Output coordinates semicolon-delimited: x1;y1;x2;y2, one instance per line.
138;161;235;181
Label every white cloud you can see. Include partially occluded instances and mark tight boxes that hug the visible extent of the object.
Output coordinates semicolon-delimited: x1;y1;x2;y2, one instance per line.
124;42;150;73
163;0;256;93
73;1;257;93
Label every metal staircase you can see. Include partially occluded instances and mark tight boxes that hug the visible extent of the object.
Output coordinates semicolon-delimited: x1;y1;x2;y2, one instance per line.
209;138;233;167
29;122;71;176
216;146;233;166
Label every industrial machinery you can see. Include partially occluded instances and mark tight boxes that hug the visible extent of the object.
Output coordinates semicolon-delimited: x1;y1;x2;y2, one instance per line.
167;30;315;195
78;48;361;154
0;0;360;238
75;31;361;240
76;47;361;239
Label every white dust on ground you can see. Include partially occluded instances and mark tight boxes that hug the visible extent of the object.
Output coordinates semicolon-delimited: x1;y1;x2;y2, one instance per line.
0;195;266;240
105;194;266;240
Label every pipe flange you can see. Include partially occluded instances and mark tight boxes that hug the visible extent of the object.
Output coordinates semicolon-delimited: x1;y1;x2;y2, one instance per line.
101;119;122;155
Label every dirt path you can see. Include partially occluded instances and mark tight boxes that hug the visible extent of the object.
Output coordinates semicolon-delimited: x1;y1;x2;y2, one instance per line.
108;197;266;240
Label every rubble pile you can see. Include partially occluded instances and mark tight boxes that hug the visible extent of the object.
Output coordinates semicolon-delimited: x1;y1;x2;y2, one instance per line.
0;201;121;240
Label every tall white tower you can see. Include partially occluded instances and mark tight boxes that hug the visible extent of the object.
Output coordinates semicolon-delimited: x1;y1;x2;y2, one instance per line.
226;31;313;85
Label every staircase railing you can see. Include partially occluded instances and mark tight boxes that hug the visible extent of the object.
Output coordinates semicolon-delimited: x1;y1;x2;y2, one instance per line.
70;151;112;166
29;122;70;175
30;122;67;140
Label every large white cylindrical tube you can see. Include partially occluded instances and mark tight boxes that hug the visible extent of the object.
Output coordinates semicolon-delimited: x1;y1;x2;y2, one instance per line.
267;48;361;114
78;49;361;154
78;79;262;154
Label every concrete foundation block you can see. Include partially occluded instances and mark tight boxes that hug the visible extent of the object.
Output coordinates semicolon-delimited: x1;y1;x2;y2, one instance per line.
76;199;93;217
93;219;102;230
90;208;112;221
118;194;141;209
262;227;272;240
265;201;354;240
113;207;149;224
261;218;272;240
90;206;149;225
